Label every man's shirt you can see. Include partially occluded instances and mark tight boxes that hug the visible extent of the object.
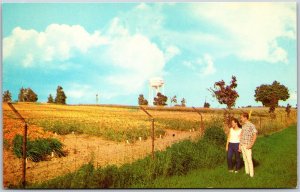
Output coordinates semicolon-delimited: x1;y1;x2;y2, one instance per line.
240;121;258;147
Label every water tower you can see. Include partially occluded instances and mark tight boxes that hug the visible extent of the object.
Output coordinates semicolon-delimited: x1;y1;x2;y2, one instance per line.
149;77;165;105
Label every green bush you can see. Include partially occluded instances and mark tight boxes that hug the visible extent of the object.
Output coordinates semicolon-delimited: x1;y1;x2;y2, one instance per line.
203;120;226;146
13;134;66;162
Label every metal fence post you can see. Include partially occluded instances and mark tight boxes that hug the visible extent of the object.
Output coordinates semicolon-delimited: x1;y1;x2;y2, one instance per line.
7;103;27;188
192;107;204;136
151;118;155;159
140;106;155;159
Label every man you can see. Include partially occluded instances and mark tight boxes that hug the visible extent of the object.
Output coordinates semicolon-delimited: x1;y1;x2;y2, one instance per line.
239;112;258;177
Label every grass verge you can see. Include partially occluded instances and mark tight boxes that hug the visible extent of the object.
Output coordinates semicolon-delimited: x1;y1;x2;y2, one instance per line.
134;124;297;188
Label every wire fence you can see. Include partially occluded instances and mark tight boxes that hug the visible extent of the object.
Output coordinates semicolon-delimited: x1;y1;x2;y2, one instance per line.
2;102;297;187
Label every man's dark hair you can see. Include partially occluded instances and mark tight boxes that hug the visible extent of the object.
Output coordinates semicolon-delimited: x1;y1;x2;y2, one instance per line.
241;112;249;119
231;117;242;128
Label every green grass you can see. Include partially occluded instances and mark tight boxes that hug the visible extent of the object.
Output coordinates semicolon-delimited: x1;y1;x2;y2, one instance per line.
133;124;297;188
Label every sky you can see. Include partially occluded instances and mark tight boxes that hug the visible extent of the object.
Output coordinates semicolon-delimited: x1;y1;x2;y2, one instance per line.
2;2;297;108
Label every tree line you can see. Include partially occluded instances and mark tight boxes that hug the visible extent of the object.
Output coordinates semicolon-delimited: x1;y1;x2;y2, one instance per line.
2;86;67;104
2;76;293;112
138;76;293;115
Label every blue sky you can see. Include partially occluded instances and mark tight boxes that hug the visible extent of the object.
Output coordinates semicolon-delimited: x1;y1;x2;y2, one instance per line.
2;2;297;108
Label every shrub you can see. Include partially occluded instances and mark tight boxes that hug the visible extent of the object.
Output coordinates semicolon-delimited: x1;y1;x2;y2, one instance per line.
203;119;226;146
13;134;66;162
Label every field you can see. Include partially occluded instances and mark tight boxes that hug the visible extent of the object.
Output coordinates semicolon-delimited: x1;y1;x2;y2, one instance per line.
2;102;297;188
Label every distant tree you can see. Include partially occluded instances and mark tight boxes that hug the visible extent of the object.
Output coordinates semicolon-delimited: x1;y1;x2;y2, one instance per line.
204;102;210;108
153;92;168;106
138;94;148;106
18;87;38;102
254;81;289;114
285;104;291;117
171;95;177;106
3;90;12;102
55;86;67;104
18;87;25;102
209;76;239;110
181;98;186;107
47;94;54;103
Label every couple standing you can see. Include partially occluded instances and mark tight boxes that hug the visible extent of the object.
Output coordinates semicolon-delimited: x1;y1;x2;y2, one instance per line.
226;113;258;177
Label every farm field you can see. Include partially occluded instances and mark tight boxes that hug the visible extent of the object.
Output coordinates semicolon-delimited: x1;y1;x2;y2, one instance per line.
2;102;297;187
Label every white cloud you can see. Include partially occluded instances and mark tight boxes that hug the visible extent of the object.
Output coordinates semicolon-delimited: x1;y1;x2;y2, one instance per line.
165;45;181;62
3;24;108;68
192;2;296;63
182;61;195;70
290;92;297;100
22;53;34;67
106;17;129;37
64;83;92;99
4;20;168;98
183;53;216;76
201;54;216;76
104;29;165;94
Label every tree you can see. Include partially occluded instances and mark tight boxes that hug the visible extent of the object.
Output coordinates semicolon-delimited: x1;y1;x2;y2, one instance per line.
18;87;38;102
181;98;186;107
254;81;289;113
47;94;54;103
153;92;168;106
55;86;67;104
138;94;148;106
285;103;291;117
18;87;25;102
3;90;12;102
209;76;239;110
171;95;177;106
204;102;210;108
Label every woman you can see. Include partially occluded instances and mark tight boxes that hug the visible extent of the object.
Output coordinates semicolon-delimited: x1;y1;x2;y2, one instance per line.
226;118;242;173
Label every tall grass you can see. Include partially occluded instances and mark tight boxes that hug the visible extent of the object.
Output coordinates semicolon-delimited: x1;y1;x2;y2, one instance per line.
134;124;297;188
251;112;297;136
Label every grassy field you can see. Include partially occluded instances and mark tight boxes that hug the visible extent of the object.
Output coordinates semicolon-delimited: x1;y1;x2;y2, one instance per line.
133;124;297;188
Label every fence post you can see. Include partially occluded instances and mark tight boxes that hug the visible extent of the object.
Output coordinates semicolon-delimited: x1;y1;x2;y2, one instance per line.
259;115;262;130
7;103;27;188
140;106;155;159
192;107;204;136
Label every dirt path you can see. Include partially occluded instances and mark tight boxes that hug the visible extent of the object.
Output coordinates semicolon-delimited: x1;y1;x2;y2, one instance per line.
4;129;201;187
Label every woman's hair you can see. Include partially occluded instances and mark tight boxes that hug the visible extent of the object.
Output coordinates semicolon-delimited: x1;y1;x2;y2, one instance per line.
231;117;242;128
